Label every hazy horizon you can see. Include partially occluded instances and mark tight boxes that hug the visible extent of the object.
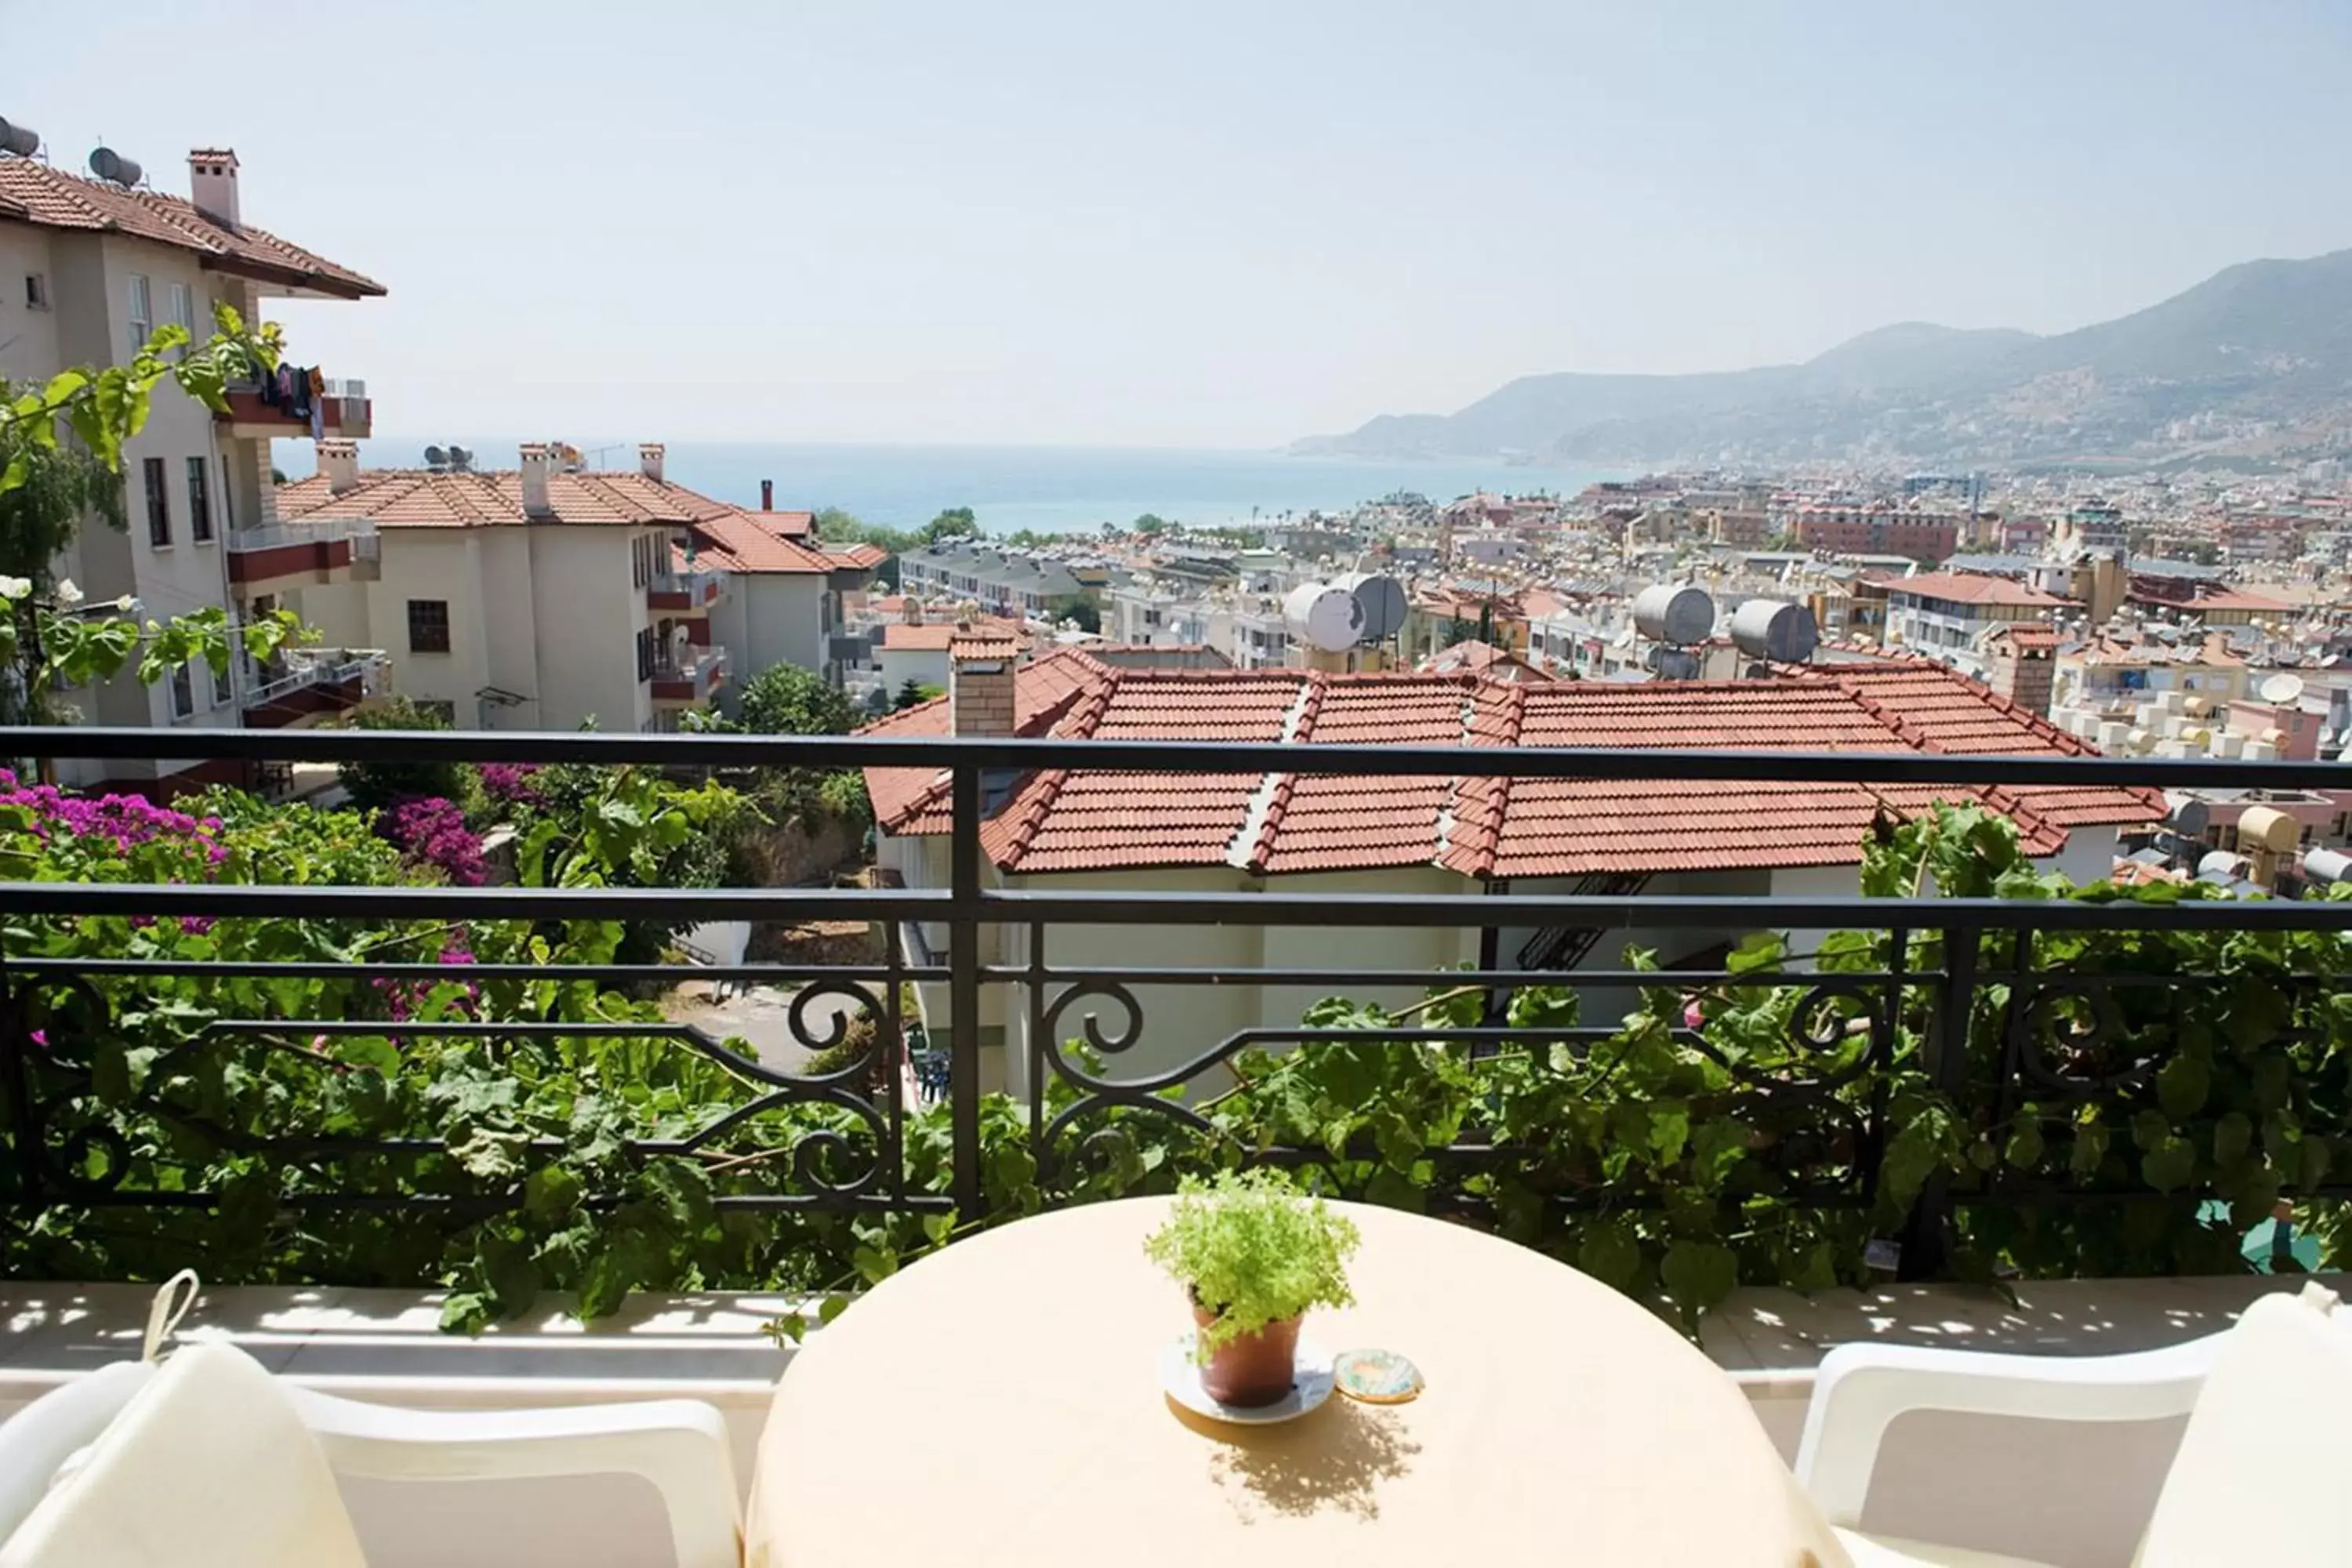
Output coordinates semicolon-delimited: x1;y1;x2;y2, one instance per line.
13;0;2351;448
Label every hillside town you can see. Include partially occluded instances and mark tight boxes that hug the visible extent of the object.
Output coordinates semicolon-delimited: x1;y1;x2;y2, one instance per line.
10;20;2352;1565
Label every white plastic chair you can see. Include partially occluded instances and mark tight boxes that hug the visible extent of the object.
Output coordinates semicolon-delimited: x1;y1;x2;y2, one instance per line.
1795;1283;2352;1566
0;1335;739;1568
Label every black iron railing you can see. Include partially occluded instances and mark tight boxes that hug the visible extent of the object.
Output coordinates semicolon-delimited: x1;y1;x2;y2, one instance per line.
5;726;2352;1284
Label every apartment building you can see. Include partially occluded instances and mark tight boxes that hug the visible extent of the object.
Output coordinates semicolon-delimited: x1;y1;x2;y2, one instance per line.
0;138;385;788
898;542;1089;618
277;444;881;730
1787;504;1960;562
1882;571;2075;672
688;514;881;700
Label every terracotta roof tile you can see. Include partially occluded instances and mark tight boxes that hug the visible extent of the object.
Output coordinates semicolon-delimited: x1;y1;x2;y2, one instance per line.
1887;572;2073;608
880;617;1028;653
279;469;741;530
0;158;382;297
863;659;2165;878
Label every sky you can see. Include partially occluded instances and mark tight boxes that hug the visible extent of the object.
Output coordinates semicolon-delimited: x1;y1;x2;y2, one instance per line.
10;0;2352;448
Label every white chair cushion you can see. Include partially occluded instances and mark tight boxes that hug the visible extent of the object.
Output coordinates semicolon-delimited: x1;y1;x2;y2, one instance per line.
0;1360;154;1546
0;1343;367;1568
1833;1527;2060;1567
2137;1285;2352;1566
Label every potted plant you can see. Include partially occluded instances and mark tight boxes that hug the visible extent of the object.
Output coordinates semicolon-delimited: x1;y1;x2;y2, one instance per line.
1143;1168;1361;1407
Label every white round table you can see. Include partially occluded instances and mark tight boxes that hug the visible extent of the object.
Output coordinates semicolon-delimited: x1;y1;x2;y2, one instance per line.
745;1197;1844;1567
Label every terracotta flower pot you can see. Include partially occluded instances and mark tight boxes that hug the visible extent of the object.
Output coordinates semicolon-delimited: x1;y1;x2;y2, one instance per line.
1192;1301;1303;1407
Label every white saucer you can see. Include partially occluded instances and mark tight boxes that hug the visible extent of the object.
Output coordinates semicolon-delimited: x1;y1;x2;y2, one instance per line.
1159;1333;1335;1425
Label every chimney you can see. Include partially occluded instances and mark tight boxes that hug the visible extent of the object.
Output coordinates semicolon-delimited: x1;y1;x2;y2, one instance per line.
187;147;238;228
950;641;1018;739
317;438;360;495
1983;622;2054;717
519;443;554;517
637;443;666;485
760;478;773;511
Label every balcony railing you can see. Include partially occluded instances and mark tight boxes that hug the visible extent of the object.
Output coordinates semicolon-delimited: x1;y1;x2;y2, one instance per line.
649;645;729;702
225;517;379;586
238;648;388;723
648;568;728;612
216;377;371;439
3;727;2352;1286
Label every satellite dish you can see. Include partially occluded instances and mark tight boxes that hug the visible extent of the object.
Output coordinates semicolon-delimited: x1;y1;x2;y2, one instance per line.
423;445;448;468
88;147;143;187
0;118;38;158
2259;672;2306;706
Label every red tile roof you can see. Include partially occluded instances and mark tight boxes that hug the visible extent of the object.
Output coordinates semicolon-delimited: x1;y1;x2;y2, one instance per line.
685;511;840;574
864;655;2163;879
1782;662;2166;829
1887;572;2072;608
1984;622;2061;651
0;157;383;298
279;469;739;529
280;470;870;582
880;616;1028;653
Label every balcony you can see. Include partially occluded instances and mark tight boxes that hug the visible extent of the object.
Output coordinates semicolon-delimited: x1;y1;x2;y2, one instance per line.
1;726;2350;1566
225;516;381;587
647;566;727;612
238;647;388;727
649;644;729;703
214;376;372;440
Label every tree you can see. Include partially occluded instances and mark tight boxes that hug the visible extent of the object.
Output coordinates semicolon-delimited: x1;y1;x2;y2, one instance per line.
336;695;470;811
738;662;856;736
0;308;304;730
1442;616;1475;648
1049;593;1100;633
893;678;940;711
1134;513;1172;537
921;506;978;545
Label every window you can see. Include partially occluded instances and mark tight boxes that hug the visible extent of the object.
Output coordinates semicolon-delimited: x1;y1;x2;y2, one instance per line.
211;657;233;709
169;281;194;333
407;600;452;654
186;456;212;543
168;660;194;720
636;627;655;683
126;273;151;356
142;457;170;546
23;273;46;310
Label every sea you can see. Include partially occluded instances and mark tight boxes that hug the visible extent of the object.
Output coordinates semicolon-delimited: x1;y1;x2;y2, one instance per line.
315;440;1618;537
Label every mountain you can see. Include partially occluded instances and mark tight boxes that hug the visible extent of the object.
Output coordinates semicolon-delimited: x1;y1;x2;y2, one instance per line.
1297;250;2352;471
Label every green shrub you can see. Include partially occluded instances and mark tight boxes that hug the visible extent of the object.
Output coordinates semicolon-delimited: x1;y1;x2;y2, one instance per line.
336;695;475;811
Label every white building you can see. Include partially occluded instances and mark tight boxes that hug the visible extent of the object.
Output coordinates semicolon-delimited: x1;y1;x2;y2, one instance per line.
0;139;385;790
278;445;877;732
1883;571;2075;677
